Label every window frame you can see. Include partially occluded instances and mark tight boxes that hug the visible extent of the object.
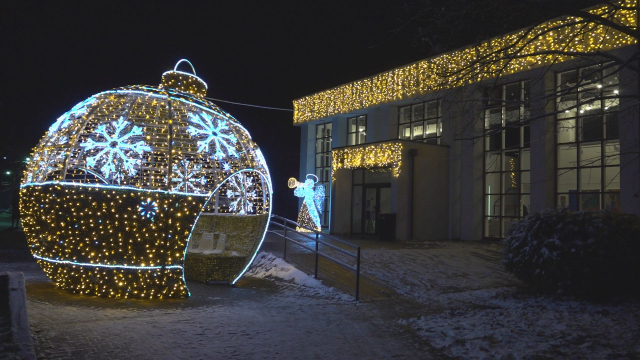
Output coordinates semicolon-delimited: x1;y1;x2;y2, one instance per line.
555;64;620;213
398;99;442;145
347;115;367;146
483;80;531;239
315;123;333;228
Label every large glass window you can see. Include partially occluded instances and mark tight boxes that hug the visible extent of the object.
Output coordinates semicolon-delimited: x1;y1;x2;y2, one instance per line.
556;64;620;212
347;115;367;146
484;80;531;238
315;123;332;228
398;99;442;144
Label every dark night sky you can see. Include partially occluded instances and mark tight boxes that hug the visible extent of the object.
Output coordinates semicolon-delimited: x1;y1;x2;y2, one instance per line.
0;1;598;216
1;1;429;217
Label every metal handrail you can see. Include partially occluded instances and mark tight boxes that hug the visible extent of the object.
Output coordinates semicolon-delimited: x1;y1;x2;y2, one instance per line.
270;215;359;248
269;222;356;258
267;214;361;300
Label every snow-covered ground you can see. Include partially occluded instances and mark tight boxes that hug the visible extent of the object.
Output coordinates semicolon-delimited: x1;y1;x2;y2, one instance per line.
7;240;640;359
245;252;353;302
362;242;640;359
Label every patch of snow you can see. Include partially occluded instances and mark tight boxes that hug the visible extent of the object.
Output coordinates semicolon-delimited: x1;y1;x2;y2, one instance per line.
362;244;640;359
245;252;352;302
400;288;640;359
246;252;322;287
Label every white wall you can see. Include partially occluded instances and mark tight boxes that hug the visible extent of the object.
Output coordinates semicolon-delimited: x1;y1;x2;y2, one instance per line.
297;49;640;240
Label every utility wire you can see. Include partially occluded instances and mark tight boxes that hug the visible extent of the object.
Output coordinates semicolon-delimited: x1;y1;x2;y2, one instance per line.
205;97;294;112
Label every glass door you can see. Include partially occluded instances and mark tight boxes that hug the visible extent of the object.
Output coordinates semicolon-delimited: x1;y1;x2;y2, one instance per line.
351;185;363;233
379;187;391;213
351;169;391;235
364;187;377;234
362;185;391;235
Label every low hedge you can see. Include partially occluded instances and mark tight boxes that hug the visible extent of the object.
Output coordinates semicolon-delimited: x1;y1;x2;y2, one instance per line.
503;209;640;297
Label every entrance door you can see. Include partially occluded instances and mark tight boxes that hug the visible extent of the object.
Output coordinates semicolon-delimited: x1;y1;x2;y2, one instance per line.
363;185;391;234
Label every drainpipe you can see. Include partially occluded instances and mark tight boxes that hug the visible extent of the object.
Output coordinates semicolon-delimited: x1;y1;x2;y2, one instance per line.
409;149;418;241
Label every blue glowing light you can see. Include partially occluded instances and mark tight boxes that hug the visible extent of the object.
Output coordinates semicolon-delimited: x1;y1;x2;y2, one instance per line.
27;150;56;183
20;181;211;198
254;149;271;185
79;117;151;181
187;112;238;158
292;175;324;231
226;172;257;215
171;159;207;193
178;168;272;286
32;254;182;270
139;198;158;219
48;97;95;134
232;172;272;285
174;59;197;74
23;75;275;294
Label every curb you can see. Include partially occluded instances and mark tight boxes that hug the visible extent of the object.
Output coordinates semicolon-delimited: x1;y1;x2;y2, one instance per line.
0;272;36;360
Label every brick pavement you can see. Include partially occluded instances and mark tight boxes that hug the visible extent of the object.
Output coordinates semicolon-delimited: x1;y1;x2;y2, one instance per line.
2;253;432;359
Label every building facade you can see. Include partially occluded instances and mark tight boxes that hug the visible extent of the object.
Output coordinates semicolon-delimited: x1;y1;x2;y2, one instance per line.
293;2;640;241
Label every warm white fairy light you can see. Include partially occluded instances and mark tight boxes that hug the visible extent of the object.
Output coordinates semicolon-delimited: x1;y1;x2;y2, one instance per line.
332;142;403;180
21;60;272;299
294;1;637;123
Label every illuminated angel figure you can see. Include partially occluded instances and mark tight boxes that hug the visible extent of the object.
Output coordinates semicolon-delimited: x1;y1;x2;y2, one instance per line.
80;117;150;181
187;112;238;159
170;159;207;193
226;172;258;215
289;174;324;232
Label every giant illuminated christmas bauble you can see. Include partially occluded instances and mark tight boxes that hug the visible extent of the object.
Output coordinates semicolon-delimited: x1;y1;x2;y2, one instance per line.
20;60;272;299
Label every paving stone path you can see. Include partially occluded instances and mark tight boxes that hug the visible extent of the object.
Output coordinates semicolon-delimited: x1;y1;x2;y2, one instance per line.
2;258;430;359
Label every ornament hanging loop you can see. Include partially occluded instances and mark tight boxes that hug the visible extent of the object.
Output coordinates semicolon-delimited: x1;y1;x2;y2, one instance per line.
174;59;197;75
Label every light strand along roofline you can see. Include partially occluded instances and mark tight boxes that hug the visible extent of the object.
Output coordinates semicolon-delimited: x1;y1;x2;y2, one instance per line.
292;0;637;124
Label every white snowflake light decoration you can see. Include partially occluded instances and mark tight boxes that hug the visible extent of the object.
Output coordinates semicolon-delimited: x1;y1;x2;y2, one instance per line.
170;159;207;193
226;172;258;215
80;117;150;180
187;112;238;158
21;60;273;299
48;97;94;135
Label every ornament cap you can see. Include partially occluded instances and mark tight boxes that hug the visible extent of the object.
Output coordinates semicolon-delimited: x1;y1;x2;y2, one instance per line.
160;59;207;97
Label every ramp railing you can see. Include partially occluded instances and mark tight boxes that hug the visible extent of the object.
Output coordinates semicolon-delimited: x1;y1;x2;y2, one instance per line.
267;214;361;301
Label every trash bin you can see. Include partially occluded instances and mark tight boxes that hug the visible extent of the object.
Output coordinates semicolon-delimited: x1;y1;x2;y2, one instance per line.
377;213;396;241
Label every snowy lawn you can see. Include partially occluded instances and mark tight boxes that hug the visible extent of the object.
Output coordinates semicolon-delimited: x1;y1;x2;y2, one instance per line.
362;242;640;359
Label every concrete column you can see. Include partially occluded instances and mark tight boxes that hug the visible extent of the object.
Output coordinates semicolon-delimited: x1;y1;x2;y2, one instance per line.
459;85;483;240
619;63;640;216
444;88;462;240
331;168;353;235
471;96;484;240
330;117;343;148
529;68;557;213
385;105;399;141
298;123;311;209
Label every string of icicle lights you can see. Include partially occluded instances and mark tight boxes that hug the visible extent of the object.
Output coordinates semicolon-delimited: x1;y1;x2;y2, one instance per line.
332;142;403;181
293;0;637;123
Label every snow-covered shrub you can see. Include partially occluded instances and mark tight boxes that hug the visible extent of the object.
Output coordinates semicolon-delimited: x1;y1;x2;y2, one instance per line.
503;209;640;297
